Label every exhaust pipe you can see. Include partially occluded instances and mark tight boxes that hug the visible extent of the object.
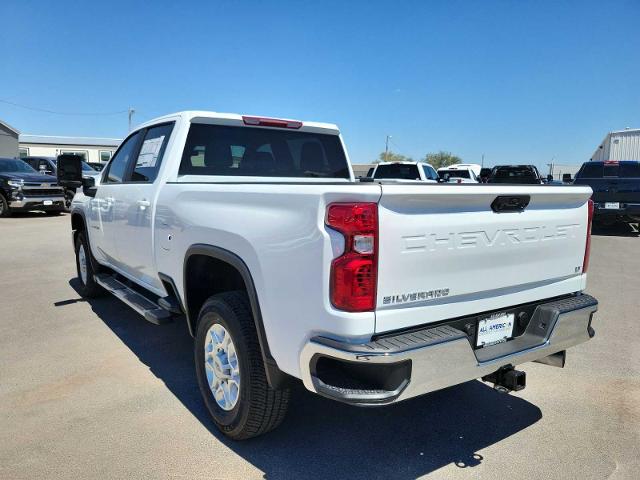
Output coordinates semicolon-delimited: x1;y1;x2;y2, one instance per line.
482;365;526;393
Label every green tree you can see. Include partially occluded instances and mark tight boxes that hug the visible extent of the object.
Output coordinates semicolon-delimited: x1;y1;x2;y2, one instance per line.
423;151;462;169
375;151;413;163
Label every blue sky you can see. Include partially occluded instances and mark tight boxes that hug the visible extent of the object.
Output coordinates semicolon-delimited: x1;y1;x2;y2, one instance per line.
1;0;638;167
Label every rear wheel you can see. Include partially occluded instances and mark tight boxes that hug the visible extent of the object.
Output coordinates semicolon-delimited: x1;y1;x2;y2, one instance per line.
0;193;11;217
194;291;290;440
74;232;103;298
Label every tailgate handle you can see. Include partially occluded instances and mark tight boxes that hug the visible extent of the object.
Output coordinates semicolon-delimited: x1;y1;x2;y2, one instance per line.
491;195;530;213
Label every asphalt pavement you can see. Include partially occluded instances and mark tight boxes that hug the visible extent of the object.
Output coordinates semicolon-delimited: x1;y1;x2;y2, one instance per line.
1;213;638;479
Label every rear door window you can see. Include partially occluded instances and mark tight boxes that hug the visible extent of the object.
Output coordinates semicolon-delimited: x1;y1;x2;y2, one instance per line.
179;124;350;178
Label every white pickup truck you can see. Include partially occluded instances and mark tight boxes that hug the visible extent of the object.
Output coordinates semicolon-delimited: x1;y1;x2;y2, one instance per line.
58;111;598;440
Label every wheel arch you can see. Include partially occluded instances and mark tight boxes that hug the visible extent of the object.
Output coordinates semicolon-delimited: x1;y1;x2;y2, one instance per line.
183;244;291;389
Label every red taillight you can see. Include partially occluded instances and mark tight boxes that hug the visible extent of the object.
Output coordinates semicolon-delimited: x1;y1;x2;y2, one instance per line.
582;199;594;273
326;203;378;312
242;116;302;129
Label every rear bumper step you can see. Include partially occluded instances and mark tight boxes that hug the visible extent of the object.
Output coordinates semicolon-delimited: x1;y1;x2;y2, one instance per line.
300;294;597;405
94;274;173;325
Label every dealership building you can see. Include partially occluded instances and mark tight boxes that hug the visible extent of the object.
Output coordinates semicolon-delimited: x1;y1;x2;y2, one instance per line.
18;134;121;164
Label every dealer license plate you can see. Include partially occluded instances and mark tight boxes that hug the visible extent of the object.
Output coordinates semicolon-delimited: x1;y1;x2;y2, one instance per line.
477;312;515;347
43;200;53;206
604;202;619;209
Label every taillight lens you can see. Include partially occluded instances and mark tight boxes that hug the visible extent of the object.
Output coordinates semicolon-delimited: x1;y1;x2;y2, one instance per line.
582;199;594;273
326;203;378;312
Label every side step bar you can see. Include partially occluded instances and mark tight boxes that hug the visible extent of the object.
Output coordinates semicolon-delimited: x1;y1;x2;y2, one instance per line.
94;274;173;325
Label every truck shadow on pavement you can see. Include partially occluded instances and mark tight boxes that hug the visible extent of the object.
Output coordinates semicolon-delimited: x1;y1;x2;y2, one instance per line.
64;279;542;480
592;222;639;237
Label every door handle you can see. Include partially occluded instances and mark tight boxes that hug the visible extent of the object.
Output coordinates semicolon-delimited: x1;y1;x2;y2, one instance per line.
137;199;151;209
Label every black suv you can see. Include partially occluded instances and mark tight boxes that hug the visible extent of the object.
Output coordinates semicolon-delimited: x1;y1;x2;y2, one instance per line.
0;158;66;217
487;165;544;184
573;161;640;225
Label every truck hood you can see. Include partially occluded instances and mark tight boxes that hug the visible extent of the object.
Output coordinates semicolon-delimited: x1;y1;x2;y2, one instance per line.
1;172;59;183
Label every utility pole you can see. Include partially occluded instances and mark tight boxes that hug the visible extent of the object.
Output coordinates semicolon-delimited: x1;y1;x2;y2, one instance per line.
384;135;392;162
481;154;485;167
128;107;136;131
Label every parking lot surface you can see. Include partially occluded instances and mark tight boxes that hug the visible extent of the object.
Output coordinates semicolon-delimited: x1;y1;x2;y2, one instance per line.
1;214;639;479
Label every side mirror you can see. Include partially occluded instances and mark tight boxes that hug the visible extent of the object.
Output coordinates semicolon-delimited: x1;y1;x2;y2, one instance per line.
57;154;83;188
562;173;572;183
546;174;553;182
82;176;97;197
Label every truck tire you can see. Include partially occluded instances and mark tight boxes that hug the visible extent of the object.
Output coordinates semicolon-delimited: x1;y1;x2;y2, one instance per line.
0;193;11;217
194;291;290;440
74;232;103;298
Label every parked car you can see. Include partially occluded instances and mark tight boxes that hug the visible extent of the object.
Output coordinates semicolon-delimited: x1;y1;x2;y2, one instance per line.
23;156;100;180
59;111;597;440
437;164;480;183
0;157;66;217
22;156;100;210
487;165;544;185
370;161;439;182
573;160;640;225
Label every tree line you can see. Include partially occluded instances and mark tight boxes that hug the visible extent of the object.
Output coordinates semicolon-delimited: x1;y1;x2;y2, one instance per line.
375;150;462;169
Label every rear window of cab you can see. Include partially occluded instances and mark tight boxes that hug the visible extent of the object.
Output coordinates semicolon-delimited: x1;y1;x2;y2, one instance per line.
578;161;640;178
179;124;350;178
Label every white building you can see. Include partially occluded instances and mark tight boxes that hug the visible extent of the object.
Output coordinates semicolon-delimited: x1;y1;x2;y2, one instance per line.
591;128;640;162
19;134;121;164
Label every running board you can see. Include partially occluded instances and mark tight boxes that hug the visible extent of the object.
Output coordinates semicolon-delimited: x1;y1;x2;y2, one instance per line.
94;274;173;325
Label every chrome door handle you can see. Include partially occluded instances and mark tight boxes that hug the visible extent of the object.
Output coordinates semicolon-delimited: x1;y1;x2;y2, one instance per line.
137;199;151;208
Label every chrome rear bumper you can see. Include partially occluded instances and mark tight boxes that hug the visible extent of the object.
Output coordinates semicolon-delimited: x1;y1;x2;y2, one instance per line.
300;294;597;405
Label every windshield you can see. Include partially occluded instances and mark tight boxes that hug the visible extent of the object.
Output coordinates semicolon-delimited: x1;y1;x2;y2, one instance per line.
82;161;96;172
374;164;420;180
439;169;470;179
0;159;38;173
179;124;350;178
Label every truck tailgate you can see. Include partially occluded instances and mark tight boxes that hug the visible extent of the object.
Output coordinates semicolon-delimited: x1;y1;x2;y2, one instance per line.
375;184;592;333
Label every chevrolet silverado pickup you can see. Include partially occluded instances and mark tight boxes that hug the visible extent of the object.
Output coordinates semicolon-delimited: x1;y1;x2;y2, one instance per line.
0;157;66;216
58;111;598;440
573;160;640;226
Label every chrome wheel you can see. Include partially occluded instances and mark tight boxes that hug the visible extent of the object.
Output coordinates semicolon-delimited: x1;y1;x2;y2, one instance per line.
78;244;88;285
204;323;240;411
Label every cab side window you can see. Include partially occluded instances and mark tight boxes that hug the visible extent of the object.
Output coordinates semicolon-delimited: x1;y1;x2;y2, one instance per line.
104;131;143;183
131;123;174;183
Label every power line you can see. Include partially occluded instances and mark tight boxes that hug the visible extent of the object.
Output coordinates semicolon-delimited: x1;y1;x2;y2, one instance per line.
0;98;129;116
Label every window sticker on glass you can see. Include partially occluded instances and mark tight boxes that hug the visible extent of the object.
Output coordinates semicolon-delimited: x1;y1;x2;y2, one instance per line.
136;135;165;168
